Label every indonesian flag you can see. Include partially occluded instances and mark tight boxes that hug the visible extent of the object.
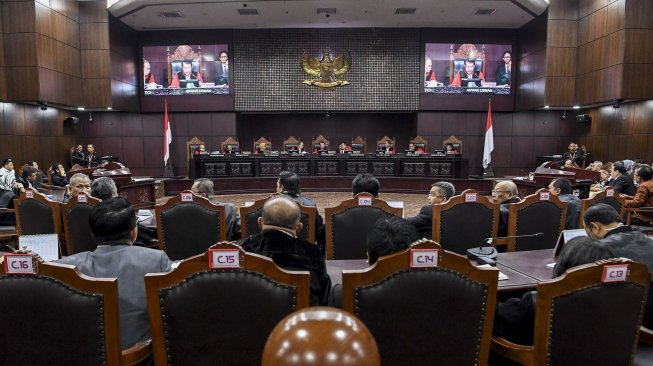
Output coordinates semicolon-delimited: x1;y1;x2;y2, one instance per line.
163;100;172;165
482;99;494;169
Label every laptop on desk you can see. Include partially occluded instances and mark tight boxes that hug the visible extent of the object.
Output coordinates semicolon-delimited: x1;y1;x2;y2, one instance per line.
553;229;587;257
180;79;200;88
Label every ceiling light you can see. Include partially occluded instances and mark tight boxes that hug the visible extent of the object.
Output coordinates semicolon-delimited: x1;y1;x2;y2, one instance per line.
544;105;550;109
77;107;85;111
573;106;580;109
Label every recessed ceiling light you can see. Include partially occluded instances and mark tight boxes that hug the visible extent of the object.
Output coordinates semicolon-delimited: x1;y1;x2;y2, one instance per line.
573;105;580;109
77;107;85;111
107;107;112;110
544;105;550;109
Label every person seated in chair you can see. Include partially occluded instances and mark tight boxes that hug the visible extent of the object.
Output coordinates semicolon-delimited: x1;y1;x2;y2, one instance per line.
314;141;329;154
239;196;331;306
583;203;653;328
84;144;101;168
191;178;241;241
624;165;653;226
548;178;581;230
57;197;173;350
607;161;636;196
276;171;326;255
379;141;395;155
170;59;203;88
562;142;583;167
337;142;352;154
490;180;521;237
407;143;425;154
50;163;68;188
492;236;616;346
367;216;421;265
255;142;270;155
71;144;85;166
26;161;46;187
16;166;38;191
352;173;380;198
407;182;455;239
62;173;91;203
450;59;485;87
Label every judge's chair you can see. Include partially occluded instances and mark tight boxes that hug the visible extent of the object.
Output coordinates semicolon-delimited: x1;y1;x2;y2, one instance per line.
282;136;302;152
239;196;317;243
376;136;395;151
351;136;367;153
507;189;567;252
342;240;498;366
324;193;403;259
449;43;485;84
166;45;202;86
221;136;240;154
0;258;151;365
145;243;310;366
443;135;463;155
312;134;330;151
491;259;650;365
579;188;626;228
409;135;428;152
155;191;227;260
253;137;272;153
432;189;499;255
61;193;101;255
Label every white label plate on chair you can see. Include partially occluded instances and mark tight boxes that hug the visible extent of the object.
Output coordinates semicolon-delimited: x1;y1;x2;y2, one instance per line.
209;249;240;269
3;254;35;274
410;249;439;268
77;194;87;203
539;192;550;200
25;191;34;199
606;189;615;197
358;197;372;206
180;192;193;202
465;193;477;202
602;264;628;282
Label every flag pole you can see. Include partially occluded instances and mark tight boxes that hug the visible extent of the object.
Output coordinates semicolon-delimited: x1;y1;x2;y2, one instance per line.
483;98;494;178
163;99;174;177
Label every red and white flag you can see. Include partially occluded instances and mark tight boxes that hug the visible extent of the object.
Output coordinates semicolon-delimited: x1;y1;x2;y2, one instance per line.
163;100;172;166
482;99;494;169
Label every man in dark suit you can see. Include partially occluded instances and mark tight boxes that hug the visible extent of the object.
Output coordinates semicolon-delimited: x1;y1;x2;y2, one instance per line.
491;180;521;237
495;51;512;86
84;144;101;168
71;144;85;166
191;178;241;241
214;50;229;85
548;178;581;229
561;142;584;167
239;196;331;306
407;181;455;239
57;197;173;349
608;161;637;196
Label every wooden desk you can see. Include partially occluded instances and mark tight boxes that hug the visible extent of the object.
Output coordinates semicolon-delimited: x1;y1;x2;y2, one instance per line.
496;249;556;281
326;257;541;292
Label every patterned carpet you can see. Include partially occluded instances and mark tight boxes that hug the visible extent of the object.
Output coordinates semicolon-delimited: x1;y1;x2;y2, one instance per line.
211;192;428;218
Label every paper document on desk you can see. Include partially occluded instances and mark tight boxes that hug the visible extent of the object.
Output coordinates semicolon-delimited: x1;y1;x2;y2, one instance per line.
19;234;59;262
477;264;509;280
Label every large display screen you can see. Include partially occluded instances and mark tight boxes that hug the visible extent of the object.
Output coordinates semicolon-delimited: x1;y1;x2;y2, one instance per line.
424;43;512;95
142;44;230;96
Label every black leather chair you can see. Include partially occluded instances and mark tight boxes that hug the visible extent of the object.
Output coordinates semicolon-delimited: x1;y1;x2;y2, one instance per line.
155;191;227;260
239;196;317;243
61;193;101;255
492;259;650;365
432;189;499;254
324;193;403;259
14;188;64;255
579;188;626;228
507;188;567;251
342;240;498;365
0;258;150;365
145;243;310;365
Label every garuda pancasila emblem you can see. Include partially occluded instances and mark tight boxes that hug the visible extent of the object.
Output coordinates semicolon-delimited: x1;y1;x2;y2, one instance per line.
301;51;351;88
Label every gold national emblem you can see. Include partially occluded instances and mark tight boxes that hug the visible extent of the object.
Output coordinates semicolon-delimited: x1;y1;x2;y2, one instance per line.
301;51;351;88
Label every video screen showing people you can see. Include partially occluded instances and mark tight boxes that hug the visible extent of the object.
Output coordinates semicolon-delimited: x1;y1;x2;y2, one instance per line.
424;43;512;95
142;44;230;96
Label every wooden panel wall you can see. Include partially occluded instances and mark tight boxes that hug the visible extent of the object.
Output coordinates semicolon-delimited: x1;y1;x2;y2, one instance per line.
0;3;6;101
107;15;138;112
79;1;110;108
579;100;653;163
544;0;578;107
515;12;547;110
622;0;653;99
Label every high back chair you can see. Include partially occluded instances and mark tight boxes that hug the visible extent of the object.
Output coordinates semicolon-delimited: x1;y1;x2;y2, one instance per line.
61;193;102;255
507;189;567;251
145;243;310;366
14;188;63;255
239;196;317;243
155;191;227;260
579;188;626;228
324;193;403;259
342;240;498;366
491;259;650;365
0;257;150;365
432;189;499;255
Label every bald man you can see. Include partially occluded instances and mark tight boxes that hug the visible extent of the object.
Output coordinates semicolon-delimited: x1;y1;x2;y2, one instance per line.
491;180;521;237
239;196;331;306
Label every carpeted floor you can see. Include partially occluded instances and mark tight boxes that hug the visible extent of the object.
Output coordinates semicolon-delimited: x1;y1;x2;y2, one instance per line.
210;192;428;218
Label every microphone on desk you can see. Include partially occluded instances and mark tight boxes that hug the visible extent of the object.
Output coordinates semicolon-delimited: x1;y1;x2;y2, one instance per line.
466;232;544;262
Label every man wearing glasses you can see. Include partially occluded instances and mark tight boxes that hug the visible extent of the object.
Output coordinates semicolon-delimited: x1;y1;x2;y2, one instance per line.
491;180;521;236
496;51;512;86
407;181;455;239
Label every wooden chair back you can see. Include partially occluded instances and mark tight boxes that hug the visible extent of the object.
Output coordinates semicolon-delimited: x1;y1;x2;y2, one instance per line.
376;135;395;151
492;259;650;365
324;193;403;259
61;193;102;255
409;135;428;152
579;188;626;228
14;188;63;255
432;189;499;254
342;240;498;365
507;188;567;251
155;191;227;260
145;242;310;366
221;136;240;153
351;136;366;153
